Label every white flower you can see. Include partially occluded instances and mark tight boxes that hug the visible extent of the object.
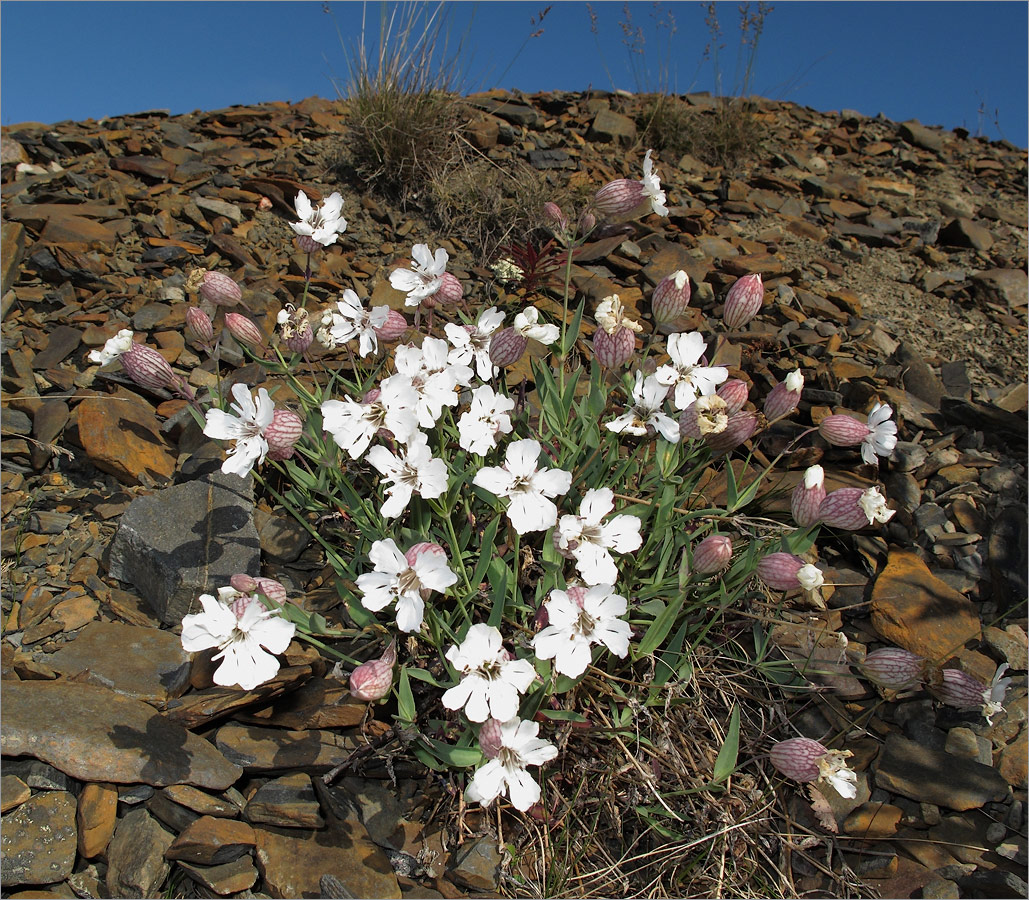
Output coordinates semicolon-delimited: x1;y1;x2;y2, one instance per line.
203;383;275;477
653;332;728;411
804;465;825;489
355;539;457;633
641;149;668;216
390;244;448;307
473;439;572;534
317;290;390;357
445;307;506;381
442;624;537;723
797;564;825;591
366;431;448;518
606;371;680;442
858;486;896;525
291;190;347;247
595;295;643;335
815;748;858;800
556;488;642;585
321;375;420;459
394;337;471;428
982;663;1012;725
862;402;898;466
88;328;135;365
786;369;805;393
181;587;296;691
514;307;560;345
458;385;516;456
465;717;558;811
532;585;632;678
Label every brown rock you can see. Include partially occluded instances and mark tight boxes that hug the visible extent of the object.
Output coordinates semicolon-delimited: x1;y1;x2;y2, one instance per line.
0;791;78;887
105;807;174;899
76;783;118;859
843;802;903;838
2;222;27;295
870;549;981;660
165;816;256;865
1;775;32;813
176;856;259;896
73;394;176;485
997;727;1028;789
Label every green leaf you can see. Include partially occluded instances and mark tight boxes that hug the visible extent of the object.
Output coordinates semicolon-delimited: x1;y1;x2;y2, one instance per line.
397;667;416;725
411;744;446;772
486;555;510;628
405;667;444;688
562;298;586;357
420;737;483;768
538;708;589;723
469;517;502;588
634;589;686;658
712;706;741;783
724;460;739;510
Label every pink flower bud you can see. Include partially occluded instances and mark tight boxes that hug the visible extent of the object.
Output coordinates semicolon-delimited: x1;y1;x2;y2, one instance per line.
479;718;504;759
651;270;691;325
230;574;257;593
266;409;303;461
565;586;589;609
578;212;597;234
543;202;568;231
931;668;988;711
185;306;214;345
756;552;807;591
435;272;464;305
764;381;802;421
594;179;645;217
489;327;528;368
592;325;636;368
818;488;872;531
692;535;733;574
819;414;871;447
769;737;829;783
791;466;826;527
405;542;447;568
722;274;764;329
717;379;750;415
198;271;243;307
229;575;287;607
296;234;322;254
121;343;176;391
349;641;398;702
704;411;759;453
373;309;408;342
229;592;259;619
225;312;264;348
860;648;926;691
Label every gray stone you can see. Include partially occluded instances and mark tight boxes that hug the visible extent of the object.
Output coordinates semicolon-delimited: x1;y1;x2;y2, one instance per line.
214;722;357;773
0;790;77;887
3;758;78;792
921;876;960;899
586;108;636;145
342;776;405;849
957;867;1028;898
245;772;324;828
194;196;243;224
893;342;945;407
938;217;994;252
973;268;1028;308
898;120;945;152
177;855;259;896
107;470;260;625
448;835;502;891
105;807;174;899
254;506;311;563
875;733;1010;811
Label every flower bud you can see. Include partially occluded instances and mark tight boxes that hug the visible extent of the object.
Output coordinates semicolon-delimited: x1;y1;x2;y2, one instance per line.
717;379;750;415
593;179;646;217
121;343;176;392
930;668;988;711
225;312;264;348
651;270;691;325
593;325;636;368
197;270;243;307
543;202;568;232
819;414;871;447
860;648;926;691
578;211;597;234
350;640;398;702
373;308;408;342
435;272;464;305
692;535;733;574
769;737;827;783
764;376;803;421
230;574;258;593
479;718;504;759
722;274;764;329
185;306;215;345
791;465;826;527
489;327;528;368
756;552;811;591
704;411;758;453
266;409;304;461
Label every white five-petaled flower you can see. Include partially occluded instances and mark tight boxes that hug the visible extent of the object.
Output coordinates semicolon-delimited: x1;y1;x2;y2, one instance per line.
390;244;449;307
88;328;135;365
862;402;898;466
458;385;516;456
317;290;390;357
355;539;458;633
533;585;632;678
442;624;537;723
983;663;1012;725
366;431;448;518
320;375;420;459
445;307;506;381
180;587;296;691
472;439;572;534
291;190;347;247
394;337;472;429
203;383;275;477
513;307;560;345
465;717;558;812
653;332;729;410
556;488;642;585
606;371;680;442
641;149;668;216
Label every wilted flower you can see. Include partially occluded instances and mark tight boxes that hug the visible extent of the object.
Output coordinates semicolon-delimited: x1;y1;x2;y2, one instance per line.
291;190;347;248
465;717;558;811
555;487;643;585
203;383;275;477
533;584;632;678
276;305;313;354
442;624;537;723
606;372;680;442
819;486;895;530
88;328;137;365
722;274;764;329
757;553;824;592
791;465;826;528
770;738;858;799
350;640;397;701
514;307;560;345
180;586;295;691
932;664;1011;724
473;438;572;534
389;244;449;308
860;648;927;692
691;535;733;574
592;296;640;369
679;395;729;440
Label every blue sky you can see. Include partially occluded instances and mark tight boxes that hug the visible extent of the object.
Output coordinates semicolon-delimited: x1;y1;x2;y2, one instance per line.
2;2;1027;147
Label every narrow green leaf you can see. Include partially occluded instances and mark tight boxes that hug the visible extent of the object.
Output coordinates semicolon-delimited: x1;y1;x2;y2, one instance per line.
635;591;685;658
469;516;501;588
712;706;741;783
724;460;739;509
420;738;483;768
405;667;444;688
538;708;589;723
397;667;416;725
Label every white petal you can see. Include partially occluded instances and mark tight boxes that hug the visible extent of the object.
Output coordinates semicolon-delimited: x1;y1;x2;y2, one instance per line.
579;488;614;524
395;594;425;633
